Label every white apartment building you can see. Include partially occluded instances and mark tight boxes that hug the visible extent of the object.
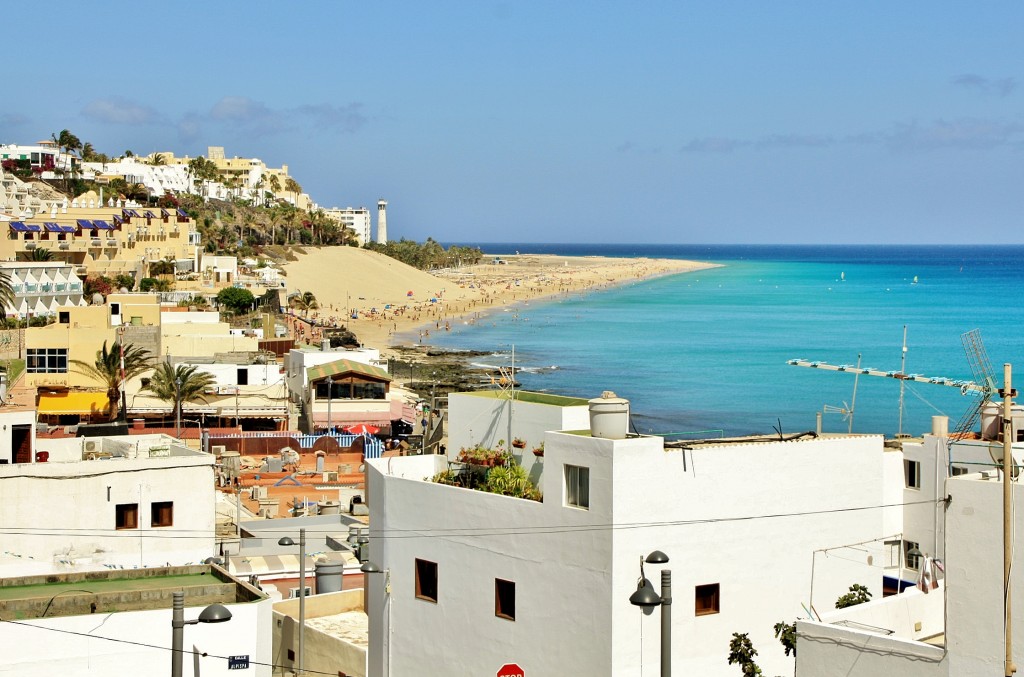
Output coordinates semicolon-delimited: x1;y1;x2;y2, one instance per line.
0;261;86;318
0;434;217;571
323;206;372;245
364;396;891;677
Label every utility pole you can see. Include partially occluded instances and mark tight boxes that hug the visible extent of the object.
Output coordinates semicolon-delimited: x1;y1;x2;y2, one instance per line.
898;325;908;437
1002;363;1017;677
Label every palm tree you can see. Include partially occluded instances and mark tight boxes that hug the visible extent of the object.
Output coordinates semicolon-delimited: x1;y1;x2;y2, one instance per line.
284;177;301;205
71;340;153;421
0;270;15;314
30;248;53;261
143;360;216;423
290;291;319;315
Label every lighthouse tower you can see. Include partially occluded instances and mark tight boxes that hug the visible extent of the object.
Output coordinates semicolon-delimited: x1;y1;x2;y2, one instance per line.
376;199;388;244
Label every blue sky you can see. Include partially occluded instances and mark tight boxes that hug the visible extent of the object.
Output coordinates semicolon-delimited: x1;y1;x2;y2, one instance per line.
3;2;1022;244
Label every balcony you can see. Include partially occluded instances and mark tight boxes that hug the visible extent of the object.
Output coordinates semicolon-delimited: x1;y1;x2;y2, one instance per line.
106;240;118;248
90;239;102;247
24;242;37;250
58;242;70;250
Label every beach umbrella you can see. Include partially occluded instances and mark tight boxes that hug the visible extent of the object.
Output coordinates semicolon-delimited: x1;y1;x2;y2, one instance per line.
344;423;380;435
407;290;414;296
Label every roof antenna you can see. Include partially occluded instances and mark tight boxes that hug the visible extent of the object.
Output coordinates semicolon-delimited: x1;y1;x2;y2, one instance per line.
773;418;783;440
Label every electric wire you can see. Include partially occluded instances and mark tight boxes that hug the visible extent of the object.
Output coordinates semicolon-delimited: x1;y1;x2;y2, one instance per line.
0;497;942;542
0;616;339;676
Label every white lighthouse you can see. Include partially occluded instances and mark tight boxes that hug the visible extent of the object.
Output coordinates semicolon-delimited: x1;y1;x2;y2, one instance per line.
376;199;388;244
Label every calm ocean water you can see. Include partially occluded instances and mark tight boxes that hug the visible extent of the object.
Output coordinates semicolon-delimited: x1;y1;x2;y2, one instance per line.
428;244;1024;438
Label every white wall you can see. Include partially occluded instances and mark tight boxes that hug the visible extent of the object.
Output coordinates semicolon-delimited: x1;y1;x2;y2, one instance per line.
0;595;272;676
447;391;590;481
0;453;216;568
0;408;36;464
366;430;888;677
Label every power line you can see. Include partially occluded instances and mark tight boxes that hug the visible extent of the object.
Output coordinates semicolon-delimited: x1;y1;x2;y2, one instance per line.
0;497;941;542
0;616;340;677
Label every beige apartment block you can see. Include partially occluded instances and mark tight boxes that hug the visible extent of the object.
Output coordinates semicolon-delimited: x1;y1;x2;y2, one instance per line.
2;201;201;279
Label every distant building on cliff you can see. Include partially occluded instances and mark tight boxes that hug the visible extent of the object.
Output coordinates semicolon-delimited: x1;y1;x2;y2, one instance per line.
322;206;372;245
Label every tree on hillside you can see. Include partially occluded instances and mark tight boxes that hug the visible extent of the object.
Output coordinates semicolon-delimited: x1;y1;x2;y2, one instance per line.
70;340;152;421
284;177;301;205
216;286;255;315
290;291;319;315
143;360;217;424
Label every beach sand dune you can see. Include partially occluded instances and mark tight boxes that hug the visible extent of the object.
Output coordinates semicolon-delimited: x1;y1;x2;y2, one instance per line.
282;247;717;356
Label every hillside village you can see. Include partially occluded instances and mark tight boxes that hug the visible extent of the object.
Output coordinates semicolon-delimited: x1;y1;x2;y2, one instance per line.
2;136;1024;677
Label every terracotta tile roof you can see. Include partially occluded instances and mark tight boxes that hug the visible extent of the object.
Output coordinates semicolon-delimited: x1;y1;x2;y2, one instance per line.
306;359;391;383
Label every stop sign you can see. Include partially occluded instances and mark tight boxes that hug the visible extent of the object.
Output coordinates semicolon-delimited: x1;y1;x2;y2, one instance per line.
497;664;524;677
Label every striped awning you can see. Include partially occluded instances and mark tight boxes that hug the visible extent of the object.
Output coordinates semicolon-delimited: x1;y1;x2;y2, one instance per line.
38;392;110;415
306;359;391;383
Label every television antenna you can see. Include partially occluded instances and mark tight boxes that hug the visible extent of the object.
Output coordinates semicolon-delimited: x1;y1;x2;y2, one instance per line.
823;354;861;434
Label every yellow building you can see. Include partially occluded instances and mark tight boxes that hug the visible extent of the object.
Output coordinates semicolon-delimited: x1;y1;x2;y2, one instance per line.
2;201;201;279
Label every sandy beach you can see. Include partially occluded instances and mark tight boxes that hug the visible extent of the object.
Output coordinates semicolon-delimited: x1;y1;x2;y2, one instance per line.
282;247;719;357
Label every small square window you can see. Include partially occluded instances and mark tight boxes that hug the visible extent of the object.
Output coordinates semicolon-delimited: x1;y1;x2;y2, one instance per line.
905;540;922;570
951;465;968;476
695;583;720;616
415;558;438;603
116;503;138;530
151;501;173;527
495;578;516;621
565;464;590;509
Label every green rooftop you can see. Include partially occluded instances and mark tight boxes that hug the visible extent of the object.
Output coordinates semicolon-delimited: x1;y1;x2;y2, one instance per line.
464;390;590;406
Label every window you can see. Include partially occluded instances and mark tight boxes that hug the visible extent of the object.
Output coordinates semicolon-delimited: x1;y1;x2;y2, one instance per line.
951;465;968;476
151;501;173;527
884;539;902;567
116;503;138;530
565;464;590;509
695;583;720;615
58;311;70;324
904;459;921;489
415;558;438;603
26;348;68;373
237;367;249;386
905;540;922;570
495;578;516;621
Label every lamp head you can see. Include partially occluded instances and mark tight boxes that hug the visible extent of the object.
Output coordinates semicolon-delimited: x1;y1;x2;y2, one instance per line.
197;603;232;623
629;577;662;608
278;536;296;547
361;561;381;574
645;550;669;564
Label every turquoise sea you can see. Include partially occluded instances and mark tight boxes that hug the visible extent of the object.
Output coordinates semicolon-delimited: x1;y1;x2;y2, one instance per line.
426;244;1024;439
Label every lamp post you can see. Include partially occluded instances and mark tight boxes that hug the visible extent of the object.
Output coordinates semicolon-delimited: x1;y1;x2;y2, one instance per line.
325;375;333;435
629;550;671;677
170;590;232;677
361;561;391;677
279;528;306;676
175;377;182;439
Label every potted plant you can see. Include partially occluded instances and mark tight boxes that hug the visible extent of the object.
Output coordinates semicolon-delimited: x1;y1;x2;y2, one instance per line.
512;437;526;449
532;442;544;458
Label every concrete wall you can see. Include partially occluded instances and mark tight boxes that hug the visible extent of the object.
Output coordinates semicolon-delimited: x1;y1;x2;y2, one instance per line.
366;430;888;677
447;391;590;482
0;594;272;676
274;589;367;677
796;618;946;677
0;408;36;464
0;452;216;568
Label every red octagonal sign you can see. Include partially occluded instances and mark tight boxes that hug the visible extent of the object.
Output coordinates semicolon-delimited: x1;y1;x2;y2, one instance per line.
497;664;524;677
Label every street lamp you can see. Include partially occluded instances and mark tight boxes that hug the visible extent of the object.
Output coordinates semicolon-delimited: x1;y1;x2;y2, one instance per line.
279;528;307;676
325;375;333;435
175;377;182;439
170;590;232;677
361;561;392;677
629;550;671;677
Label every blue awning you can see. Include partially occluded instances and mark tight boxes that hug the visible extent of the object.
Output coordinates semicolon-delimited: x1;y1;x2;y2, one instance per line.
76;219;94;229
9;222;28;232
161;208;170;217
44;222;63;232
24;223;41;232
92;220;113;230
113;215;123;225
176;208;188;217
143;210;156;219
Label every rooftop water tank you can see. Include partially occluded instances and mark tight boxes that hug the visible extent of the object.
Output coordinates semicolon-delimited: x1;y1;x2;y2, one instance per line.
314;557;344;594
589;391;630;440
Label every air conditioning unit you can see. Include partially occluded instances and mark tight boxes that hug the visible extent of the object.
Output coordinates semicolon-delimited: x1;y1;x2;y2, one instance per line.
84;440;98;452
323;471;339;483
289;586;312;599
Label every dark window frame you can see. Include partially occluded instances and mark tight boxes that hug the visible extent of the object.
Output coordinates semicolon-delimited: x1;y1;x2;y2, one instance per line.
116;503;139;530
695;583;720;616
151;501;173;527
495;578;516;621
414;558;438;603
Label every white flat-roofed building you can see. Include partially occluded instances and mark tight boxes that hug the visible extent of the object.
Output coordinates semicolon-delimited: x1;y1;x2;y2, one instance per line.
323;206;372;245
0;434;217;572
0;564;272;677
364;401;891;677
